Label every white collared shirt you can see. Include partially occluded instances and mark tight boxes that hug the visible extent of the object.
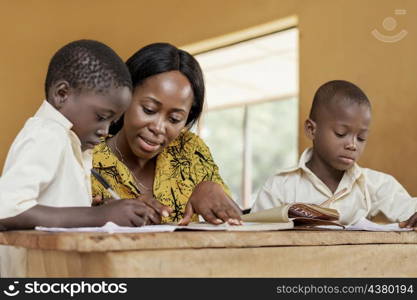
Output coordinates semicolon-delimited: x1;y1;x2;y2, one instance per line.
252;148;417;225
0;100;92;219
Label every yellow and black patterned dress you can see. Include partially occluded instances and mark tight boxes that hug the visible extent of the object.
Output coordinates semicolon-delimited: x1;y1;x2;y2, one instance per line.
91;130;231;223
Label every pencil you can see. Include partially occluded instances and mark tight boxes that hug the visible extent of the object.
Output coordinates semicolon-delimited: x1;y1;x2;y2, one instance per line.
91;168;121;200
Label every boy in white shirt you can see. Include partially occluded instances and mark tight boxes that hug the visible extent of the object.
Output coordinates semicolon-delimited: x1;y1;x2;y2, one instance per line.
0;40;169;230
252;80;417;227
0;39;172;277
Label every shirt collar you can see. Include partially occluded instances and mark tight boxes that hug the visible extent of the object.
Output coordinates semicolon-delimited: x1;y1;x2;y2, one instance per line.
36;100;89;160
35;100;73;130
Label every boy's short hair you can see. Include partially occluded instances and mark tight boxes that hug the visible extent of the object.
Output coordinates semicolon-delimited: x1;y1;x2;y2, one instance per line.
309;80;371;121
44;39;132;97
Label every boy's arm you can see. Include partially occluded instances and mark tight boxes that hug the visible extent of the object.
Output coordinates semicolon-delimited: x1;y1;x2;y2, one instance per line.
0;200;164;230
0;205;104;229
367;169;417;222
0;123;164;229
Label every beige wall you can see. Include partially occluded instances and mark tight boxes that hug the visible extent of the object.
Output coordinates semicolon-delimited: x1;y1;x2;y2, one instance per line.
1;0;416;193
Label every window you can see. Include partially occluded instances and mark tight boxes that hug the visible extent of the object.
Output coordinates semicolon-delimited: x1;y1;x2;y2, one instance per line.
195;28;299;209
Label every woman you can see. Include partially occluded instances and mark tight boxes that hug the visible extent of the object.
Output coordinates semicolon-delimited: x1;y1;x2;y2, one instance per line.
92;43;242;225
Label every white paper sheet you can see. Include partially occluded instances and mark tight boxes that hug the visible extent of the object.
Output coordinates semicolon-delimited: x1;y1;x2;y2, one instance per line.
174;221;294;231
35;222;177;234
35;221;294;233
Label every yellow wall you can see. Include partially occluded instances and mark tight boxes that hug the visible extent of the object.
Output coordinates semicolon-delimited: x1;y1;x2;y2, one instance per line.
1;0;416;193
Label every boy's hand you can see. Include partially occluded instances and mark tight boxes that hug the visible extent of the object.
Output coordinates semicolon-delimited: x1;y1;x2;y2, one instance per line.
399;212;417;229
97;199;161;227
93;193;172;224
179;181;242;226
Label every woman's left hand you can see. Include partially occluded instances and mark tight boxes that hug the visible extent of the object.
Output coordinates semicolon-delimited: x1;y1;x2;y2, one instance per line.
178;181;242;225
399;212;417;229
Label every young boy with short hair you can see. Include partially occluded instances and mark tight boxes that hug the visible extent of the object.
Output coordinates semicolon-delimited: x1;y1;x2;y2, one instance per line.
252;80;417;227
0;40;170;276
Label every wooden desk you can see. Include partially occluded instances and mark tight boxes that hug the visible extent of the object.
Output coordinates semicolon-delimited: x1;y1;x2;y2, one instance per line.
1;230;417;277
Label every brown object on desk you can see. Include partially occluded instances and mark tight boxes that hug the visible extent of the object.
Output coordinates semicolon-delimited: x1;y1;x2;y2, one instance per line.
288;203;338;220
242;204;342;227
1;229;417;277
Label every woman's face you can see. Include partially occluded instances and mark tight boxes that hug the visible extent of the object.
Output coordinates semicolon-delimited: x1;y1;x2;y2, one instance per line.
123;70;194;160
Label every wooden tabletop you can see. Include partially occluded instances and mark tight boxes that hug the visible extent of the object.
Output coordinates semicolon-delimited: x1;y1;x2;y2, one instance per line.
0;229;416;252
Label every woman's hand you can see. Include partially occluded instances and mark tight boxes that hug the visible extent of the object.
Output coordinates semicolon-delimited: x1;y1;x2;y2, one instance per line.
92;195;105;206
137;191;173;224
399;212;417;229
178;181;242;226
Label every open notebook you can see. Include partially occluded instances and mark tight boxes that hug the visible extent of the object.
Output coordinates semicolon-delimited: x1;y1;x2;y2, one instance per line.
241;203;413;232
